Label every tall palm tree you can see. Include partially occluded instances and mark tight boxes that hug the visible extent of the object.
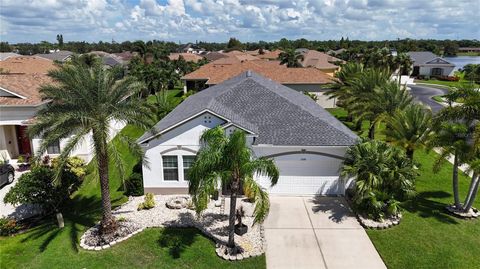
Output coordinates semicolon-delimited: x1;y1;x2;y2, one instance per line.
385;104;432;159
429;123;472;209
131;40;152;64
352;81;414;139
278;49;304;67
29;63;154;234
394;53;413;76
188;127;279;249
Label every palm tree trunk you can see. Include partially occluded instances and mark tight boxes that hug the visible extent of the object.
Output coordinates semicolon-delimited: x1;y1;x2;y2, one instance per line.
96;135;116;234
463;173;479;213
368;123;375;139
452;153;461;208
227;180;238;248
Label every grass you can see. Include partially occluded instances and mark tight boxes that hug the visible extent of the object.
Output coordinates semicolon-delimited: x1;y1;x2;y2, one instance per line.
367;150;480;269
327;107;480;269
415;71;479;88
456;52;480;56
0;89;266;268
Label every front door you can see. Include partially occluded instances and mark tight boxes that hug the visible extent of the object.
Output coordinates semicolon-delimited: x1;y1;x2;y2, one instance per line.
15;126;32;156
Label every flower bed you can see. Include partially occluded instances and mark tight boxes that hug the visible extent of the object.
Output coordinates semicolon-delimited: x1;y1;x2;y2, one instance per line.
80;220;143;251
357;213;402;229
80;195;265;260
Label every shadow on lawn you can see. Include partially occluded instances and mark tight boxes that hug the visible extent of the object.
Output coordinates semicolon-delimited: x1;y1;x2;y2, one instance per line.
157;228;197;259
403;190;459;224
19;195;124;253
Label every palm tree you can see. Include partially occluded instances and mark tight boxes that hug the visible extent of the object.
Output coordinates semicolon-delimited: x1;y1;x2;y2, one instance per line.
394;53;413;76
29;63;154;234
154;90;179;120
384;104;433;159
131;40;152;64
352;81;414;139
278;49;304;67
188;127;279;249
429;123;472;209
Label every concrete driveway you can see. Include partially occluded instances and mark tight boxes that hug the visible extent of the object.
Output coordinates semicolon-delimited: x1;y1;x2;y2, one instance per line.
0;169;40;219
264;196;386;269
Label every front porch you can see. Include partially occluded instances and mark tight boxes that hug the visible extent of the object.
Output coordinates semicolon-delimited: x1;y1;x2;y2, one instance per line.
0;124;32;161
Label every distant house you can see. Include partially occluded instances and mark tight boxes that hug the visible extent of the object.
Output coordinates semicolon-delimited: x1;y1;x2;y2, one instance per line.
177;43;205;54
88;51;125;68
257;49;283;60
203;51;229;62
138;71;357;195
327;48;346;56
296;49;343;76
181;57;337;108
0;56;56;74
35;50;73;62
168;53;204;63
458;47;480;53
407;51;455;77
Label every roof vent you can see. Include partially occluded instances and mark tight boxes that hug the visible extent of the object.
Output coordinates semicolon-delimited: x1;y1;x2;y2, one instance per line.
246;70;252;77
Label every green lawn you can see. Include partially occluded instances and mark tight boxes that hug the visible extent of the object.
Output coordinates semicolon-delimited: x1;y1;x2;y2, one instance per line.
327;107;480;269
415;71;479;88
0;89;266;268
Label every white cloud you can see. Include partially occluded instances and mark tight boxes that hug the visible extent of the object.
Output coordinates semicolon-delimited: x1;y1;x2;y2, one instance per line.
0;0;478;43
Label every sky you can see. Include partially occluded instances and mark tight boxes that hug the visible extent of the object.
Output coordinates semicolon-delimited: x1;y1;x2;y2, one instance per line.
0;0;479;44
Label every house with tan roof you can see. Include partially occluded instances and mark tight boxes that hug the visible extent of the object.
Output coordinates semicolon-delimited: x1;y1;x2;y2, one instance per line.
168;53;204;63
181;58;338;108
257;49;283;60
296;49;344;76
0;57;123;162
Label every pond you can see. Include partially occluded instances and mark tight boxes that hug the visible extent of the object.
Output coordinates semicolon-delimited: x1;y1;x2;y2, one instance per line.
444;56;480;71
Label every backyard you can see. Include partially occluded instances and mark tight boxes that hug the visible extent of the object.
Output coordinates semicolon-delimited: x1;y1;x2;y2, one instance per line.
0;89;266;268
327;107;480;269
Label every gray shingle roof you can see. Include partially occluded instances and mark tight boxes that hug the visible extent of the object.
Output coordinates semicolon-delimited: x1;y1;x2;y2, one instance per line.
407;51;453;66
36;51;73;62
139;71;358;146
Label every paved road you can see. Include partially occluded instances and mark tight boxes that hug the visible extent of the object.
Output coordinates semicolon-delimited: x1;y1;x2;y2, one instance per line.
409;84;448;114
264;196;386;269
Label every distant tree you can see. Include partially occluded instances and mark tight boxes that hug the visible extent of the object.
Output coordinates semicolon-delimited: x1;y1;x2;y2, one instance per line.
277;38;291;50
278;49;304;68
56;34;64;48
394;53;413;76
443;41;458;56
462;64;480;83
226;37;244;51
0;42;12;52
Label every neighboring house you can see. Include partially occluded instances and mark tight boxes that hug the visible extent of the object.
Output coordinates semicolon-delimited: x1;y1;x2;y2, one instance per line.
0;53;20;61
181;58;337;108
168;53;204;63
327;48;346;56
458;47;480;53
35;50;73;62
88;51;125;68
177;43;205;54
203;51;229;62
0;58;124;162
0;56;56;74
138;71;357;196
407;51;455;77
257;49;283;60
296;49;344;76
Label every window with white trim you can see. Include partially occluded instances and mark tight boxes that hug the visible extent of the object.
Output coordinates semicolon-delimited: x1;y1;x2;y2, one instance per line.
183;156;195;181
47;140;61;154
163;156;178;181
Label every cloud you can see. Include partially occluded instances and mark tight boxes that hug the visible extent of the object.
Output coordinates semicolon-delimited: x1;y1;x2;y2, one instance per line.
0;0;478;43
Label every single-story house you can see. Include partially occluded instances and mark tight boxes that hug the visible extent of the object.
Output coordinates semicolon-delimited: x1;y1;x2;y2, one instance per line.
407;51;455;77
203;51;229;62
181;58;337;108
138;71;358;196
296;49;344;76
35;50;73;62
0;58;124;162
168;53;204;63
256;49;283;60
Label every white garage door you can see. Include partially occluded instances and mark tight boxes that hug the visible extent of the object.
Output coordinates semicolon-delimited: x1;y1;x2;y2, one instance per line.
256;155;344;196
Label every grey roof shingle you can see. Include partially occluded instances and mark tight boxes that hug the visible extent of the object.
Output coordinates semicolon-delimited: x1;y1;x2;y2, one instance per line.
407;51;454;66
36;51;73;62
139;71;358;146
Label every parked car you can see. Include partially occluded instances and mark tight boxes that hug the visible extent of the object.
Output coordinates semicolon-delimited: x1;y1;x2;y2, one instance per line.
0;163;15;187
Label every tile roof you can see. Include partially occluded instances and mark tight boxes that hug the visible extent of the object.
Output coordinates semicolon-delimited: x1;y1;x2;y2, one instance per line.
139;71;357;146
182;59;332;85
0;56;57;74
297;49;343;70
168;53;204;63
0;74;52;106
257;49;283;60
35;50;73;62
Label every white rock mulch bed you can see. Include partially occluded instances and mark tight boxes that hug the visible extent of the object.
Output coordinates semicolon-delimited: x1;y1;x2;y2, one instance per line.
446;205;479;219
81;195;264;260
80;220;143;251
357;213;402;229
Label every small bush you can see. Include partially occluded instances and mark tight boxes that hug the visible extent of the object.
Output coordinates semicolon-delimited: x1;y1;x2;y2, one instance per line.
117;216;127;222
51;156;87;178
0;217;21;236
137;193;155;211
125;172;144;196
303;91;319;101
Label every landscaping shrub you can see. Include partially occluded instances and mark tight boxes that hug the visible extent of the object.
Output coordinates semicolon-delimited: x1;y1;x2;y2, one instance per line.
436;75;460;81
341;139;418;221
51;156;87;178
303;91;319;101
137;193;155;210
125;172;144;196
3;166;82;215
0;217;21;236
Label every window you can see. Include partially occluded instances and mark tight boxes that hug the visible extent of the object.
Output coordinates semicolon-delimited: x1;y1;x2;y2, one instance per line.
431;68;443;76
163;156;178;181
183;156;195;181
47;140;61;154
